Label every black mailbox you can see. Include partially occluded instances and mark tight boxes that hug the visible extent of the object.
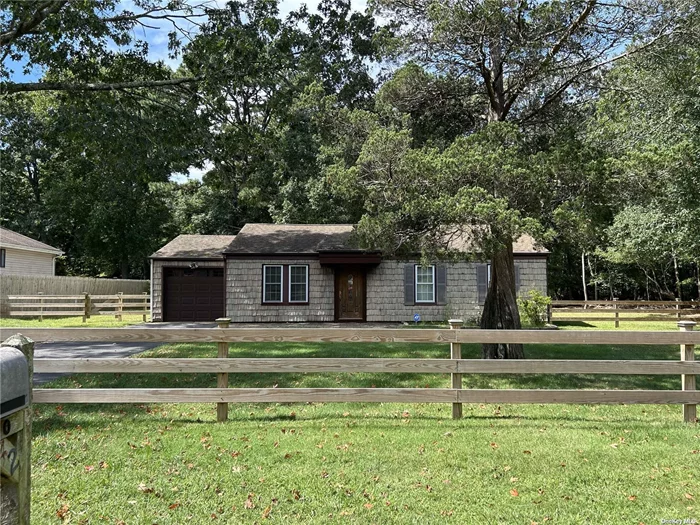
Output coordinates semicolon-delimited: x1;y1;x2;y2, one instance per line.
0;347;29;420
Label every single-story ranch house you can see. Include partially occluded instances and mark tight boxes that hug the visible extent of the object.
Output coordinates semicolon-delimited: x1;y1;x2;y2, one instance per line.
150;224;549;323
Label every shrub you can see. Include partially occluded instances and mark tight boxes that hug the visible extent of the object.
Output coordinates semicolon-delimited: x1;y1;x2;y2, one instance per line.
518;290;552;327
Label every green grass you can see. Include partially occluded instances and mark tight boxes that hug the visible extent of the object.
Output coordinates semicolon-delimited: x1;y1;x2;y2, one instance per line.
555;319;693;331
32;335;699;524
0;314;147;328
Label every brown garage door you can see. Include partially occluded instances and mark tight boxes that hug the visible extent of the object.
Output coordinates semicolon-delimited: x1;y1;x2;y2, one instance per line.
164;267;225;322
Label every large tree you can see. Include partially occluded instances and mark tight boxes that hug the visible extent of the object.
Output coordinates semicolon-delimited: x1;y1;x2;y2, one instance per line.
0;86;201;277
1;0;205;94
179;0;386;229
359;0;690;357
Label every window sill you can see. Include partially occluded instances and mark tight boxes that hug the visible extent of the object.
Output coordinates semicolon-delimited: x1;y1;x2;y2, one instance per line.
261;302;310;306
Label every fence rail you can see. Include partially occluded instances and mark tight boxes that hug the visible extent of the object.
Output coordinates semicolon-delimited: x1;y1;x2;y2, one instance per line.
6;292;150;322
2;321;696;423
550;299;700;327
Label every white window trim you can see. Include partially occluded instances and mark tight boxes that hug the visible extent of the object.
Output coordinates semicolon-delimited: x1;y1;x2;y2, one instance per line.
263;264;283;303
415;264;436;303
288;264;309;303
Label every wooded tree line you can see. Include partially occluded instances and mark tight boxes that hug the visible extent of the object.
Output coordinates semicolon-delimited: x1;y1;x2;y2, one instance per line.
1;0;699;319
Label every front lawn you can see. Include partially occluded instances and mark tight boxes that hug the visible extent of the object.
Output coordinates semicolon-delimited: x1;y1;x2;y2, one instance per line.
31;336;699;524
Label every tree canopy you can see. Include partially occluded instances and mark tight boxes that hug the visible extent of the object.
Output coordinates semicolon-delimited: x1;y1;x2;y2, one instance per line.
1;0;699;349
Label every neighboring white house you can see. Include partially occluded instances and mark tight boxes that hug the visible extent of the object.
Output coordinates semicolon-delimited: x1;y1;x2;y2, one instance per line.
0;227;64;276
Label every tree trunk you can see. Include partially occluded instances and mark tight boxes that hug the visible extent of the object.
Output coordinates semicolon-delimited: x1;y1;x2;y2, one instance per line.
480;241;524;359
581;251;588;306
120;259;130;279
672;252;682;300
696;261;700;300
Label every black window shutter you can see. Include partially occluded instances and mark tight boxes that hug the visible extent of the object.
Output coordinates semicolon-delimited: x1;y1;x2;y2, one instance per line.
436;265;447;305
477;264;488;304
404;264;415;306
514;263;521;296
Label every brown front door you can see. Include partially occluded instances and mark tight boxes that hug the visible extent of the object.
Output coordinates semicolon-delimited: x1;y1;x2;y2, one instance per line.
335;268;365;321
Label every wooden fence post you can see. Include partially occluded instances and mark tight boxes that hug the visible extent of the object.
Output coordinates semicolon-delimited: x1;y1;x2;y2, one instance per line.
38;292;43;322
676;298;681;320
142;292;148;322
448;319;463;419
678;321;697;423
216;318;231;422
116;292;123;321
83;292;90;323
546;303;552;325
613;298;619;328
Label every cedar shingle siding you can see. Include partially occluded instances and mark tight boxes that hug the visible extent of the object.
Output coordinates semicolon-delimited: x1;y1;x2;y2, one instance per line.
224;257;547;324
151;224;549;323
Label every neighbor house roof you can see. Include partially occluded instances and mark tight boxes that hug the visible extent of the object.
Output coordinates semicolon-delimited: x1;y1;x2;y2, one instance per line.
224;224;364;255
151;234;236;259
0;227;63;255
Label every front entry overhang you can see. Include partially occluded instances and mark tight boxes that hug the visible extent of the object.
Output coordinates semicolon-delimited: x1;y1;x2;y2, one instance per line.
318;252;381;266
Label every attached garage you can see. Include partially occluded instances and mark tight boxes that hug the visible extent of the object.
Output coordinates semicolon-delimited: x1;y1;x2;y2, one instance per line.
150;235;236;322
163;267;225;322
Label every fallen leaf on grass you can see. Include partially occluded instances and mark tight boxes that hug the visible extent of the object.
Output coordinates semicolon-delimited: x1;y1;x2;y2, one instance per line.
292;489;301;500
56;504;70;519
510;489;519;497
84;465;94;472
685;493;694;500
245;494;255;509
261;505;272;519
138;483;154;494
628;495;637;501
169;502;180;510
363;503;373;509
523;450;531;454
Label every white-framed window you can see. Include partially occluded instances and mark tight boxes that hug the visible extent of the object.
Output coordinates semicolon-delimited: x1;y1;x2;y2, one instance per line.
415;265;435;303
263;265;283;303
0;248;5;268
289;265;309;303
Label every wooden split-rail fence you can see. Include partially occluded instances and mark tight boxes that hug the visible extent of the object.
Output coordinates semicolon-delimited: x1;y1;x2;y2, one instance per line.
6;292;150;322
0;320;697;423
549;299;700;327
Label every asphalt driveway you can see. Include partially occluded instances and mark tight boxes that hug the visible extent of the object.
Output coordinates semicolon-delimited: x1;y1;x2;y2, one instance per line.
34;341;160;385
32;322;217;385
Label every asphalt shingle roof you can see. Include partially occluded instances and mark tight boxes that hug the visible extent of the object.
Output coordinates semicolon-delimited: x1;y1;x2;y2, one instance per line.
225;224;359;254
0;227;63;254
151;235;236;259
153;225;548;258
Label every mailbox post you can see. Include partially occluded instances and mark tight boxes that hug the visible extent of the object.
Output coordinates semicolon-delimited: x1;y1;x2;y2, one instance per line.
1;344;32;525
